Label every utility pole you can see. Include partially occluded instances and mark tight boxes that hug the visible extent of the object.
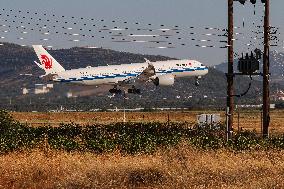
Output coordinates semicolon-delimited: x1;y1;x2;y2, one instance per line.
227;0;234;140
231;0;270;137
262;0;270;137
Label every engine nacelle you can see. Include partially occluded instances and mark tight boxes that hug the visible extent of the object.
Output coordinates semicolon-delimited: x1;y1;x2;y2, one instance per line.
153;74;175;86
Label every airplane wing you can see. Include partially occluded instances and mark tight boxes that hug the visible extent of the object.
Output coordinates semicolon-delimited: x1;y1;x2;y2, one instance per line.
137;63;156;82
118;60;156;86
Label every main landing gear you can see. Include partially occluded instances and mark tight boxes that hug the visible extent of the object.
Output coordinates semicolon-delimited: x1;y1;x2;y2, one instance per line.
109;86;141;94
109;86;122;94
128;86;141;94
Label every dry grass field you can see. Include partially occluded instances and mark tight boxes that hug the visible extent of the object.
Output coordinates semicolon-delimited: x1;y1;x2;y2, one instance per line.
0;144;284;189
1;111;284;188
11;110;284;134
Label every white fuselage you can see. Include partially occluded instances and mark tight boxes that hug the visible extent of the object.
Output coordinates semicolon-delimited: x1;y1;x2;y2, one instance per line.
53;59;208;85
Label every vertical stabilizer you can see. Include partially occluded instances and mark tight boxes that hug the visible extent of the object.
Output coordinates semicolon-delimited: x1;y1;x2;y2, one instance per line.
32;45;65;74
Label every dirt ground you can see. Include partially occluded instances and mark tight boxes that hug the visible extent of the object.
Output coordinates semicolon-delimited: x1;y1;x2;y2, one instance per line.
11;110;284;134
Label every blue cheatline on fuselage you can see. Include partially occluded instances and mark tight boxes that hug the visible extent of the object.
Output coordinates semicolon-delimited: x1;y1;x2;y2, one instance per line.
57;67;208;83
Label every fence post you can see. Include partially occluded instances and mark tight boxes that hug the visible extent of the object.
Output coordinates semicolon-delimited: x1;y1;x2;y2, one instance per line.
226;107;230;141
261;111;263;135
238;111;240;132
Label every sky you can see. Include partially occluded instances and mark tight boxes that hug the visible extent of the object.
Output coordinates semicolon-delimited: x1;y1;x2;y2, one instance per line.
0;0;283;66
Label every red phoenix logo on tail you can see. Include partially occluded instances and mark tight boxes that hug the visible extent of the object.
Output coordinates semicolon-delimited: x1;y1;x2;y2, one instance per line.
40;55;53;69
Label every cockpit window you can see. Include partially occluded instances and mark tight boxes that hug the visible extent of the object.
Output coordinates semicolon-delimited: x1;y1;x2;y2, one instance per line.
201;64;204;66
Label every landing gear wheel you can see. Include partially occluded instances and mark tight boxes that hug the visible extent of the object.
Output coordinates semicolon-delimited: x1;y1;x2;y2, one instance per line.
109;88;122;94
195;80;200;87
195;76;201;87
128;88;141;94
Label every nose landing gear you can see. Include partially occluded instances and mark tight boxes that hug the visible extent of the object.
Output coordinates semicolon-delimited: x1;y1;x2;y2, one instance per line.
195;76;202;87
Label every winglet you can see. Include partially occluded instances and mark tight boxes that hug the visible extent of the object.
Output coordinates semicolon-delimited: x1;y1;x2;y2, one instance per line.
144;58;151;64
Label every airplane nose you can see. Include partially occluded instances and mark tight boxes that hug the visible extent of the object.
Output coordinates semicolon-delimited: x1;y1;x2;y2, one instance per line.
204;66;209;74
205;67;209;73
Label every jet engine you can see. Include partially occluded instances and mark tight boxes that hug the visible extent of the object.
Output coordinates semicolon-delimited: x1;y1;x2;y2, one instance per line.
153;74;175;86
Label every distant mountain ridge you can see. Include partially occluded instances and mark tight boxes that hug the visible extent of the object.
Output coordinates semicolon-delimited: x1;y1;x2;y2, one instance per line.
0;42;282;111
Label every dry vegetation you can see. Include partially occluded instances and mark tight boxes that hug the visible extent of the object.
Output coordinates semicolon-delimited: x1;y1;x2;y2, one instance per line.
11;111;202;125
0;144;284;189
1;111;284;188
12;110;284;134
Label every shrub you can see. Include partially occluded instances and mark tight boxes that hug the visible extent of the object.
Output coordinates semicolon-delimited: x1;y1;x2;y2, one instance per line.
1;110;284;154
0;110;44;153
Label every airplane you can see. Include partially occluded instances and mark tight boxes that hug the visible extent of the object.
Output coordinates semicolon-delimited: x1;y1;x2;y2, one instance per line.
32;45;208;94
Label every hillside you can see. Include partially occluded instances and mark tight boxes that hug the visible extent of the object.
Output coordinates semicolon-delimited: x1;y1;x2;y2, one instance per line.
0;43;281;111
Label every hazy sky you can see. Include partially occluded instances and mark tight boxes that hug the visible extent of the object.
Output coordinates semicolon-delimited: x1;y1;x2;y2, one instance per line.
1;0;283;65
